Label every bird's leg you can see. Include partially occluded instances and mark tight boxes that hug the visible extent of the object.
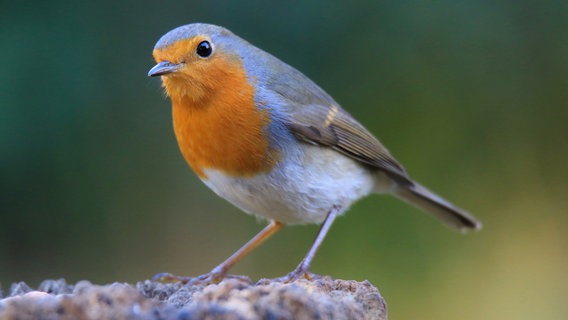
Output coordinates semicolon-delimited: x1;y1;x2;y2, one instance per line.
153;220;284;284
203;220;284;282
270;205;340;283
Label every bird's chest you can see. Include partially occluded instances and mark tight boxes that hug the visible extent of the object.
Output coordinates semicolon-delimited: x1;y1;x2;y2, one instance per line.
172;100;277;178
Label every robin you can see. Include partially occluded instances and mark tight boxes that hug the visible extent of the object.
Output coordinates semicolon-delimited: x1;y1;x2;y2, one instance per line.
148;23;481;283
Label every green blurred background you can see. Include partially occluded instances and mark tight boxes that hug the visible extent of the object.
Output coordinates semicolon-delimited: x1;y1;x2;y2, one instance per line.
1;1;567;318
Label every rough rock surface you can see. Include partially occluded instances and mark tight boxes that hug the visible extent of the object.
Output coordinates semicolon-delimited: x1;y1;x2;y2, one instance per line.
0;276;387;320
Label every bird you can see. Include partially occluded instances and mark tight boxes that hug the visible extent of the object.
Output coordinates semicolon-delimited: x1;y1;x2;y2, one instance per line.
148;23;481;284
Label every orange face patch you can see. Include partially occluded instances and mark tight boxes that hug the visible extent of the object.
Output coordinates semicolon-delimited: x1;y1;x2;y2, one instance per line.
154;38;278;178
153;35;213;63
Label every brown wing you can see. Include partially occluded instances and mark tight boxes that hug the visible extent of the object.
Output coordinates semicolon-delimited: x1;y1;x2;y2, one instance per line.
287;103;412;186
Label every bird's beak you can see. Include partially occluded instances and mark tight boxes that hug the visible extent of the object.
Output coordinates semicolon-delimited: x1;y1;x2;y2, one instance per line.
148;61;182;77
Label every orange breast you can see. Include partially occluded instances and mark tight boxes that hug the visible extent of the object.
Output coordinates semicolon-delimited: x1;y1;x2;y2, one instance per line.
169;58;277;179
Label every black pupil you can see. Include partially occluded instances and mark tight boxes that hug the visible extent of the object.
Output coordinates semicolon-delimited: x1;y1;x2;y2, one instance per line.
196;41;212;57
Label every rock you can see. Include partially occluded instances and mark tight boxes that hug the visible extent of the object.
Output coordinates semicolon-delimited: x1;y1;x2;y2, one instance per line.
0;281;165;320
0;276;387;320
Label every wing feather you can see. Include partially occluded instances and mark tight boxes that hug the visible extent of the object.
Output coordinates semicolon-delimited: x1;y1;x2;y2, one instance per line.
288;104;412;185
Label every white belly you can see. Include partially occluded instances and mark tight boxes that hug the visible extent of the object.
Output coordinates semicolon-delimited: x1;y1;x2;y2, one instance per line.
201;145;380;225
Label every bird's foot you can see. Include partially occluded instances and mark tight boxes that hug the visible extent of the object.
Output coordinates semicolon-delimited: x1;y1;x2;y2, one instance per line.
152;272;193;284
152;268;251;286
151;271;224;285
258;268;317;284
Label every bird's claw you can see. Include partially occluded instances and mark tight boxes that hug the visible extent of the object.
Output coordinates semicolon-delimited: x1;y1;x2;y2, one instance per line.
257;269;316;284
152;270;252;286
151;272;193;284
187;272;225;285
151;271;224;285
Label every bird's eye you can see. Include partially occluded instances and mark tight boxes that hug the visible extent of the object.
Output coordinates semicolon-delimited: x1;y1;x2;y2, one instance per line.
196;41;212;58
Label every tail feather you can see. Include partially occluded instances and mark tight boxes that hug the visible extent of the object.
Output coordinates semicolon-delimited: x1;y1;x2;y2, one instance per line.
393;181;482;231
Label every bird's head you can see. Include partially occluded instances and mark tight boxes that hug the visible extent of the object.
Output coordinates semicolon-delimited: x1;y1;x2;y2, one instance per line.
148;23;246;104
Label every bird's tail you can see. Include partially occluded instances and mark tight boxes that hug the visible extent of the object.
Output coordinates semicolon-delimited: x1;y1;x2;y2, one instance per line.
392;181;482;232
